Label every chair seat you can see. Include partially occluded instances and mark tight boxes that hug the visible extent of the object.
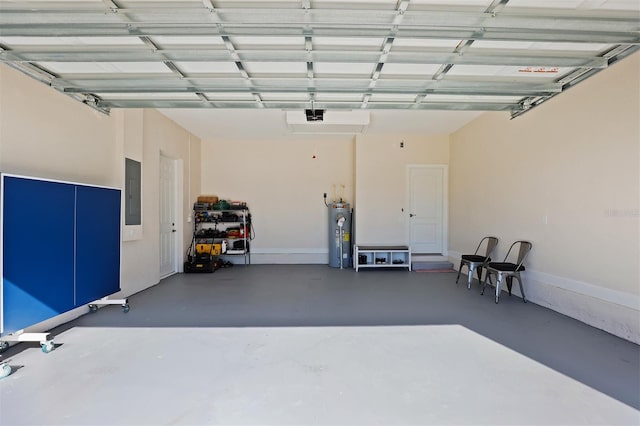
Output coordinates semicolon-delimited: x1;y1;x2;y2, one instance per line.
461;255;489;263
488;262;525;272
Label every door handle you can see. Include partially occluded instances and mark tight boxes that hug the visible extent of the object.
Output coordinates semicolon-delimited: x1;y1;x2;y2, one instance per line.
172;229;176;233
409;214;416;218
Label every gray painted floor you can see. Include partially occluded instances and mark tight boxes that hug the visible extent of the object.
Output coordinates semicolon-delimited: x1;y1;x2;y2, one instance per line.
1;265;638;425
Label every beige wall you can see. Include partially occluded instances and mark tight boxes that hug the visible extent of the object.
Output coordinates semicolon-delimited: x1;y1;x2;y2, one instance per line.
201;132;449;262
0;64;201;331
0;67;117;186
355;134;449;246
121;109;201;295
201;134;354;263
450;52;640;342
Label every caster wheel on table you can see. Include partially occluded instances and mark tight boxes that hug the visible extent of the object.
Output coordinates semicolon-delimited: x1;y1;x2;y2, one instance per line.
122;304;130;313
41;341;55;353
0;363;11;379
88;304;98;313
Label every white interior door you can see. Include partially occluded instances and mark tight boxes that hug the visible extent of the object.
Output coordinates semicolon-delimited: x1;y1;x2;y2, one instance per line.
407;165;447;255
159;154;177;277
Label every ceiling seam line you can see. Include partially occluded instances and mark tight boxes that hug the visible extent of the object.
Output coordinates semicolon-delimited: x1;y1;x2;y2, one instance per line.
429;0;511;85
362;0;409;109
304;0;314;109
0;48;610;69
206;4;262;107
1;25;637;44
106;0;192;100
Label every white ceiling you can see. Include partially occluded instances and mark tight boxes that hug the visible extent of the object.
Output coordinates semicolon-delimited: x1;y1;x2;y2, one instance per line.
0;0;638;137
158;108;484;139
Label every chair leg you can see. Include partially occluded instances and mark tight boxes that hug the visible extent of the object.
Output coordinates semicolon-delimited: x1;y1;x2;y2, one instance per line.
495;274;503;304
516;274;527;303
467;265;475;290
476;266;483;288
481;272;492;295
455;261;464;284
506;276;513;296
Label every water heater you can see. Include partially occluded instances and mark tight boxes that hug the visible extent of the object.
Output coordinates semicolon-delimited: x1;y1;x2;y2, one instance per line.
328;202;352;268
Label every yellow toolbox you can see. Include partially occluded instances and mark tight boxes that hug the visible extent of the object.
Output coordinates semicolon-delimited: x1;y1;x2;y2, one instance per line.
195;239;223;255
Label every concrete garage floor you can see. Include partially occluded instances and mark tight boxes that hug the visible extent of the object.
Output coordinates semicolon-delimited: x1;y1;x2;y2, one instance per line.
1;265;638;425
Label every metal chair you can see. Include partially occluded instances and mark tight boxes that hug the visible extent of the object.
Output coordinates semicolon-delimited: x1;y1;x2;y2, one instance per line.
481;241;532;304
455;236;498;290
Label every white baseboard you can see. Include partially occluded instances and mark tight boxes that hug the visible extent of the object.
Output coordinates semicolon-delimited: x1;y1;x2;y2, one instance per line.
250;248;328;265
449;251;640;343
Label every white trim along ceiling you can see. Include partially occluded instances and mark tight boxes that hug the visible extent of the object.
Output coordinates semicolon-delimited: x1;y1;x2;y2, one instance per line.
0;0;638;118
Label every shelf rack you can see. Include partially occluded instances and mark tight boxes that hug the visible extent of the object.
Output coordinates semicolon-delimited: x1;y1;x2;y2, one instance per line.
354;245;411;271
193;207;251;266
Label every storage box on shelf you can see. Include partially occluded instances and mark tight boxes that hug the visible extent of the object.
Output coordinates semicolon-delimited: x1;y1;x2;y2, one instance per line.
354;245;411;271
197;195;219;204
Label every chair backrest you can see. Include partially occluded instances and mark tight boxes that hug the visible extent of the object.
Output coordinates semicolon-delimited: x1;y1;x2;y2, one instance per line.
502;240;533;268
475;236;499;257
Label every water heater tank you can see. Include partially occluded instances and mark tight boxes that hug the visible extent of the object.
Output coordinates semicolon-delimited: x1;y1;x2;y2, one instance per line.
328;202;352;268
